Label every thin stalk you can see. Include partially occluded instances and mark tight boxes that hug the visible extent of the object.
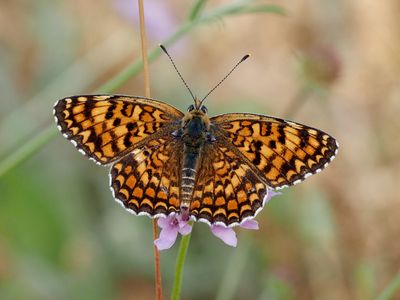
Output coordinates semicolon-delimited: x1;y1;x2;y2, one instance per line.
152;221;163;299
282;85;312;120
375;271;400;300
188;0;208;21
137;0;163;299
171;233;192;300
138;0;151;98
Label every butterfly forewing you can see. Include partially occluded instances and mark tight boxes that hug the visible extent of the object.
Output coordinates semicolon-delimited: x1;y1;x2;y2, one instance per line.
53;95;183;165
190;141;268;226
110;137;183;217
210;113;338;189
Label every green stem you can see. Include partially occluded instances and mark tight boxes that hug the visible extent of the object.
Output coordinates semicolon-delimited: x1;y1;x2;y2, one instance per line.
188;0;208;21
0;126;57;177
171;233;192;300
375;271;400;300
282;85;312;120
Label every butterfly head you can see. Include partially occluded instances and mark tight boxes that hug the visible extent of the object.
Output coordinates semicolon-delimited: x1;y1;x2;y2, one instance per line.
188;100;208;115
182;100;210;141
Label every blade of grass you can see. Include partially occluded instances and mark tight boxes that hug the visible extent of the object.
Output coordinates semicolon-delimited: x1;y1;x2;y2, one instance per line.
375;271;400;300
188;0;208;21
0;31;135;157
233;5;286;15
199;2;285;22
0;126;57;177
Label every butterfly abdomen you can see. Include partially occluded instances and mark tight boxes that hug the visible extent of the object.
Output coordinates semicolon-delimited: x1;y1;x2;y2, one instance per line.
181;142;204;203
180;114;209;211
181;161;197;208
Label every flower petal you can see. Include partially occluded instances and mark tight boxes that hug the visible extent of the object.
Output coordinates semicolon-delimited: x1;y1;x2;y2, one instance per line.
157;215;173;229
178;223;192;236
154;225;179;250
176;213;192;235
264;190;280;204
240;219;259;230
211;225;237;247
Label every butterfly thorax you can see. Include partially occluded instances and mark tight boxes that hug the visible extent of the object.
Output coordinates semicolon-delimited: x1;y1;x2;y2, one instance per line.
179;110;212;217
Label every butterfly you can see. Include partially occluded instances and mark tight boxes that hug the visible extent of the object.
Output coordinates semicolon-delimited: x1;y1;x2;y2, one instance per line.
53;48;338;227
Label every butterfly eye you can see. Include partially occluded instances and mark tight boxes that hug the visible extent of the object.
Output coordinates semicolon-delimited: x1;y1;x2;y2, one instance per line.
200;105;208;114
187;104;195;112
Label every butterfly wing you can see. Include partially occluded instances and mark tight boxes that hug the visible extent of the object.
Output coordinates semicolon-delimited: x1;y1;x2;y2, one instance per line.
209;113;338;189
190;140;269;226
53;95;183;165
110;136;184;217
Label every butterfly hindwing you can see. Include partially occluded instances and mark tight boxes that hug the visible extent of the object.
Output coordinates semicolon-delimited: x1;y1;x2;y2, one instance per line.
53;95;183;165
190;140;269;226
110;137;184;217
210;113;338;189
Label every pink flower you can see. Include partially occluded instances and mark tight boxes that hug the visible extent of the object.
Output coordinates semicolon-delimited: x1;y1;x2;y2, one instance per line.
154;190;280;250
211;219;259;247
154;214;192;250
209;190;280;247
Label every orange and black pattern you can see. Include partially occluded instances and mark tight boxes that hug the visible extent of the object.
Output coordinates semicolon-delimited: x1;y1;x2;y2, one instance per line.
54;95;183;164
110;137;183;217
190;141;268;226
211;113;338;190
54;95;338;227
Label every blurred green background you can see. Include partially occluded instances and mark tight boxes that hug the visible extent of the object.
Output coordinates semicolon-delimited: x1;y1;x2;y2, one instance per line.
1;0;400;299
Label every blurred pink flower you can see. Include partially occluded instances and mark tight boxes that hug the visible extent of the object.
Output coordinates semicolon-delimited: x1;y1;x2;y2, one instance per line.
301;44;341;86
113;0;178;41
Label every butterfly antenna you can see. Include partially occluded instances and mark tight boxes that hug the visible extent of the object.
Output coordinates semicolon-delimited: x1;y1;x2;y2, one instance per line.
159;44;196;102
200;54;251;106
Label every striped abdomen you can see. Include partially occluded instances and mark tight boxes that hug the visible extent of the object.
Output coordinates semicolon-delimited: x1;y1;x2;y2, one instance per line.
180;149;200;210
179;113;208;218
